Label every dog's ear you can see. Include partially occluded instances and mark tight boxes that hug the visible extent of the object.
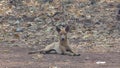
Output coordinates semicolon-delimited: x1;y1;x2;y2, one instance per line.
56;26;61;32
65;25;69;32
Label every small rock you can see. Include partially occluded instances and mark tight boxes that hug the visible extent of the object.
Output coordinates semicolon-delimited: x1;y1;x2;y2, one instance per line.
16;28;23;32
26;23;32;27
85;56;90;60
41;0;53;3
118;9;120;14
15;20;20;24
63;0;73;4
117;4;120;8
116;9;120;21
79;3;86;8
96;61;106;64
83;20;93;28
86;15;91;19
90;0;97;5
34;17;44;23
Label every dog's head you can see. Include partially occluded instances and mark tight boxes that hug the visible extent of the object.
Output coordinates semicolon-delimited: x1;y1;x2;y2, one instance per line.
56;25;69;41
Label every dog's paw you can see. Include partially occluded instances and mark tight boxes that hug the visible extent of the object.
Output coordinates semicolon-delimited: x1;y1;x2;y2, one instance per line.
74;53;80;56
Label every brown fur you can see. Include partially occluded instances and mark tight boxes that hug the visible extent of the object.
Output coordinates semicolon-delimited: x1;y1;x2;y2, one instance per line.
28;25;80;56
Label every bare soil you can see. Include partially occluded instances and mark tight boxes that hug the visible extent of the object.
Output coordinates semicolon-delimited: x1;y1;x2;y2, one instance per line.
0;0;120;68
0;45;120;68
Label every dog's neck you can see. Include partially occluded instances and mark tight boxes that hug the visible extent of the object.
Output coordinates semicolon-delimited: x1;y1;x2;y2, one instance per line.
59;38;68;46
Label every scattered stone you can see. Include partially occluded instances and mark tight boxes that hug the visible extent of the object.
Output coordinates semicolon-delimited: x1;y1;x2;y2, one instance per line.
15;20;20;24
117;4;120;8
34;17;43;22
41;0;53;3
116;9;120;21
118;9;120;14
16;28;23;32
85;56;90;60
96;61;106;64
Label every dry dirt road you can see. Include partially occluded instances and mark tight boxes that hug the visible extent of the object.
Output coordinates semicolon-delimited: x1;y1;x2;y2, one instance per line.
0;45;120;68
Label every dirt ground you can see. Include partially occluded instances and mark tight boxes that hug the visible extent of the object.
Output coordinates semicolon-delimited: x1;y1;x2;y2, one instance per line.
0;45;120;68
0;0;120;68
